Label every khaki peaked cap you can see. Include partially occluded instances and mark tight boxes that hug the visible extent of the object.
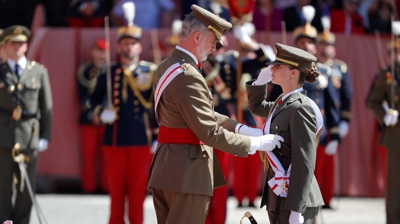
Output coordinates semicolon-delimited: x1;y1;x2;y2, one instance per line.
190;4;232;43
0;25;30;45
267;43;317;71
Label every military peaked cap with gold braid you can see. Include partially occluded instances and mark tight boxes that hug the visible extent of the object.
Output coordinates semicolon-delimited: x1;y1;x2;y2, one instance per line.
267;43;317;71
0;25;30;45
190;4;232;43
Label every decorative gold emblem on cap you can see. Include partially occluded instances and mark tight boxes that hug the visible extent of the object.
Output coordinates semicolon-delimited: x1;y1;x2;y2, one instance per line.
208;25;221;37
276;57;299;67
13;27;23;35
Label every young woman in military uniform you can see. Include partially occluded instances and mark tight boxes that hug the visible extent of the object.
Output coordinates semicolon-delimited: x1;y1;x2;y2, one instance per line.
246;43;324;224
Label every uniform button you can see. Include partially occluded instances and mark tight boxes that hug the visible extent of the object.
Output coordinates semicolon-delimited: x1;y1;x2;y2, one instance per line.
115;76;120;81
0;82;3;88
315;92;320;96
134;115;140;120
315;99;320;104
116;115;119;120
316;86;320;90
17;83;23;90
32;84;37;89
203;154;206;158
114;91;119;96
115;107;120;112
114;83;120;88
305;202;308;205
275;126;278;129
133;100;139;105
114;99;120;104
226;75;231;80
134;108;139;113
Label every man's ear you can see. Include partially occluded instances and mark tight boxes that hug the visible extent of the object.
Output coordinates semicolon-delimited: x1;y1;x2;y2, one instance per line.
193;31;202;44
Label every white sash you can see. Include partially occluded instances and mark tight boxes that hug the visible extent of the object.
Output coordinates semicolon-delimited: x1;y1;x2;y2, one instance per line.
154;62;183;121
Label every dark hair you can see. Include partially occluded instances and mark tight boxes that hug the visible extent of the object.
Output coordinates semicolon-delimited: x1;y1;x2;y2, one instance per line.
289;65;320;84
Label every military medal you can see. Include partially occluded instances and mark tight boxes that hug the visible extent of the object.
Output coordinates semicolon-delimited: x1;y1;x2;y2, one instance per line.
12;105;22;121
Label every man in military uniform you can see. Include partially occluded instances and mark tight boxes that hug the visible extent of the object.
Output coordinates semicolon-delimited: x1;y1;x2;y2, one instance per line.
148;4;284;224
367;37;400;224
203;22;273;223
76;38;107;194
315;19;353;208
89;21;158;223
0;25;52;224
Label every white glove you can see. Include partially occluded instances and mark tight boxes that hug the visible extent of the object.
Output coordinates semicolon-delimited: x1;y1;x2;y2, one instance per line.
317;74;328;89
338;121;349;138
249;135;284;154
235;124;263;136
38;139;49;152
289;211;304;224
150;140;158;153
383;110;398;126
325;140;338;155
100;108;117;124
253;65;273;85
233;24;251;44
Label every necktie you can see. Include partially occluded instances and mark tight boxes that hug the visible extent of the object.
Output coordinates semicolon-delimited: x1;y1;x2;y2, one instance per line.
15;64;19;76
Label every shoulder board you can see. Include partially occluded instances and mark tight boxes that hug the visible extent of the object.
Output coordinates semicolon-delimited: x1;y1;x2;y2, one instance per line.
29;61;45;69
333;59;348;73
224;50;239;58
316;62;332;75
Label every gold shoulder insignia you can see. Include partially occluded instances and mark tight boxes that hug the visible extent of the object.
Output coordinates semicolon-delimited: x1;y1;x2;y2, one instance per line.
181;63;191;71
334;59;348;73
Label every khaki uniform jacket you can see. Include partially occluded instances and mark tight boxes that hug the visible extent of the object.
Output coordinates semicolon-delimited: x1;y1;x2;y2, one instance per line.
0;61;52;150
367;65;400;149
246;83;324;214
147;48;251;196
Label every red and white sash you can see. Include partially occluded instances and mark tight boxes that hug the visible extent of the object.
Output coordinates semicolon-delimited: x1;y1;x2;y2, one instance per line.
266;151;291;197
154;62;183;121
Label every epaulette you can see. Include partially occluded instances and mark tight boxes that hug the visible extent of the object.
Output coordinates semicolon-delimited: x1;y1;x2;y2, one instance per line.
333;59;348;73
224;50;239;58
316;62;332;76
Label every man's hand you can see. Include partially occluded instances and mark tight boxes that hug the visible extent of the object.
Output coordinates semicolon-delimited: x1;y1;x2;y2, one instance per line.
249;135;284;154
325;140;338;155
233;24;251;44
150;140;158;153
235;124;263;136
100;108;117;124
38;139;49;152
338;121;349;138
383;109;399;126
253;65;273;86
289;211;304;224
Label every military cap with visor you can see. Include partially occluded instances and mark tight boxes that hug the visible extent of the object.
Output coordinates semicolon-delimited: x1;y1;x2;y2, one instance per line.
267;43;317;71
190;4;232;44
0;25;30;44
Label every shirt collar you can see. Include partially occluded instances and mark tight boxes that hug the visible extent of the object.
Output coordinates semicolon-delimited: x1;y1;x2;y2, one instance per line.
7;57;27;71
176;46;199;65
281;87;303;101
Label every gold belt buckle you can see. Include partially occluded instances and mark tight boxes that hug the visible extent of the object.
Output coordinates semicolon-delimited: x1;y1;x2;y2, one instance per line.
12;105;22;121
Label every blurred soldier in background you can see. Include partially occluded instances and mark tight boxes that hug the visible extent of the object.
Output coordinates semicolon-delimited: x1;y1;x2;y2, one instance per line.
164;19;182;59
0;25;52;224
0;29;6;63
89;4;158;223
315;16;353;209
367;25;400;224
77;38;107;194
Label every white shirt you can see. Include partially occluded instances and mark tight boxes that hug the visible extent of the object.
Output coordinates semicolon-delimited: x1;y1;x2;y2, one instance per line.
7;57;27;77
